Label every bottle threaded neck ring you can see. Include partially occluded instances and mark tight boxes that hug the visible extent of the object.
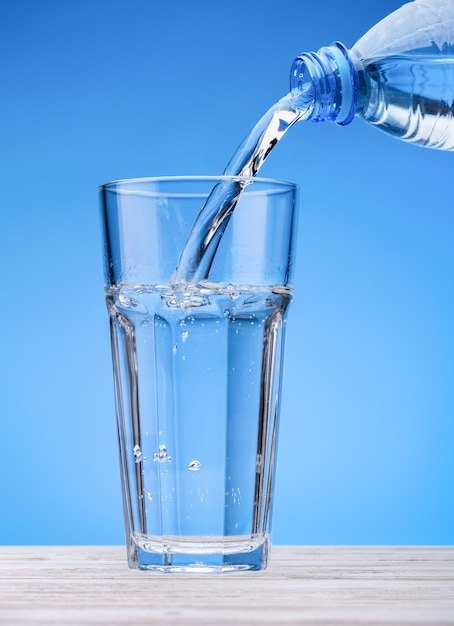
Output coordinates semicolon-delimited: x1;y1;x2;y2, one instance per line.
290;42;357;125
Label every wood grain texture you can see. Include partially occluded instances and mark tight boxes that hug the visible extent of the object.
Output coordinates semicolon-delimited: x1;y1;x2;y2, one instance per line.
0;546;453;625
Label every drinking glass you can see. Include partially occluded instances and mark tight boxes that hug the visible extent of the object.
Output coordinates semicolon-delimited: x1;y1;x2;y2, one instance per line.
99;176;298;572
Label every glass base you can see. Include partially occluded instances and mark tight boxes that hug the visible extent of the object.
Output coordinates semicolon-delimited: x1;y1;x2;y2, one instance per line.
127;533;270;573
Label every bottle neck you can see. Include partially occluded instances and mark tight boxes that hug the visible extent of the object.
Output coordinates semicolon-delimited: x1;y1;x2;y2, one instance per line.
290;42;358;125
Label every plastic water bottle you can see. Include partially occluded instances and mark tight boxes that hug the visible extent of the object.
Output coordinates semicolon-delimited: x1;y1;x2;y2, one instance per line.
290;0;454;150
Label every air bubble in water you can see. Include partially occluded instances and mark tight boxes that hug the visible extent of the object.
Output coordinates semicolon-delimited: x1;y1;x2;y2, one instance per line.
146;491;153;501
161;290;208;309
187;459;201;471
153;444;171;463
118;294;138;308
117;293;147;313
133;445;143;463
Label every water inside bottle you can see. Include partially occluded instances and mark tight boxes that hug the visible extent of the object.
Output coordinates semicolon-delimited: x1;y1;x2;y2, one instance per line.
357;52;454;150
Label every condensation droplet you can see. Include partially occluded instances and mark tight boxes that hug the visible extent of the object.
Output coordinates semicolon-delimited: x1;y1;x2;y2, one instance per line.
146;491;153;501
187;459;201;471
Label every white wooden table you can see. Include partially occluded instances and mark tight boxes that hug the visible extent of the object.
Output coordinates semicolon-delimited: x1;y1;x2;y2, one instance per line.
0;546;453;625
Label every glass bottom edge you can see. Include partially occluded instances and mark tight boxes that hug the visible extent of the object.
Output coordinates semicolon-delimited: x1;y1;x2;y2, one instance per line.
127;533;270;573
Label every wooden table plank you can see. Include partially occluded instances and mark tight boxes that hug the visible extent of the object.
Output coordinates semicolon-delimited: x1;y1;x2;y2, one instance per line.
0;546;453;625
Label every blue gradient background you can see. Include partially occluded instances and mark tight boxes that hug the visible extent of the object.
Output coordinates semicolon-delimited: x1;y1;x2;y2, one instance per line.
1;0;453;546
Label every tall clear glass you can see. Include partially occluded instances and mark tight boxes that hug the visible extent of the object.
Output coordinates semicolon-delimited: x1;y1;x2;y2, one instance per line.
99;176;298;572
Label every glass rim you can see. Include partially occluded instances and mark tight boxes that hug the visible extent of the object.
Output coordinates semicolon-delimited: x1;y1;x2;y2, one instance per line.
98;175;298;194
